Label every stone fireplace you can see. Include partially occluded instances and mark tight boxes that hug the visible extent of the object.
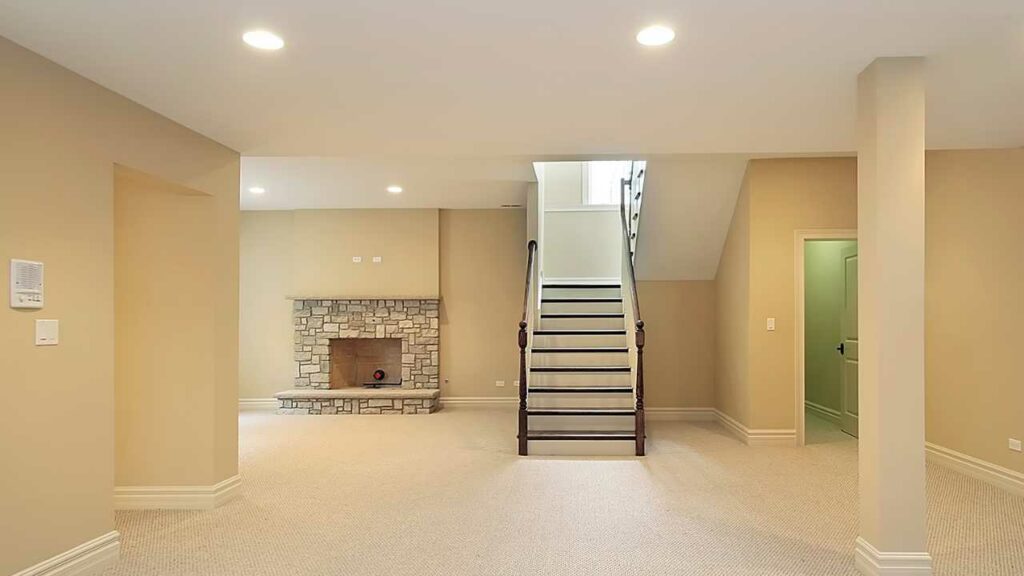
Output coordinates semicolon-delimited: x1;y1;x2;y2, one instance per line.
293;298;440;390
277;298;441;414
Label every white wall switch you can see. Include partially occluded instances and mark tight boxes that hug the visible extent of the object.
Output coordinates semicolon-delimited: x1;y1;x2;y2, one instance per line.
1010;438;1022;452
10;259;44;309
766;317;776;331
35;319;58;346
496;380;506;387
372;256;382;263
352;256;362;263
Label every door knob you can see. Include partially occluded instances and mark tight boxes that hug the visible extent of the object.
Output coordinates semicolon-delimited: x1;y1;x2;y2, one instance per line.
836;343;845;355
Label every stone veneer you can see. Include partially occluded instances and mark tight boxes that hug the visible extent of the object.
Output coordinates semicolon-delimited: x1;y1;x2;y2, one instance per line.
276;389;440;415
293;299;440;389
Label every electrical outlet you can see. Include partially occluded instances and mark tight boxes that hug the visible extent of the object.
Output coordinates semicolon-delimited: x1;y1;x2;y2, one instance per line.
513;380;520;387
1010;438;1022;452
352;256;362;263
372;256;382;263
495;380;505;387
766;317;776;331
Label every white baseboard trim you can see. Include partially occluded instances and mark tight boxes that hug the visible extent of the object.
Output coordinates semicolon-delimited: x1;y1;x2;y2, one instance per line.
440;396;517;407
854;537;933;575
239;398;278;410
645;407;717;421
804;400;841;425
714;410;797;447
925;442;1024;498
114;474;241;510
12;531;120;576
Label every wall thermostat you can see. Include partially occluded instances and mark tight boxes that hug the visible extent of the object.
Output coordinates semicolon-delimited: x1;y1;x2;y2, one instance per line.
10;259;44;309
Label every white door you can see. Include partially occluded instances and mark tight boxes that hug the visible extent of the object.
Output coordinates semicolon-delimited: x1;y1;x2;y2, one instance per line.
839;245;859;437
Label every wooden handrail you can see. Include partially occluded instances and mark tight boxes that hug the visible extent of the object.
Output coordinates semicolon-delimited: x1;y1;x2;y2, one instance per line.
518;240;538;456
620;175;646;456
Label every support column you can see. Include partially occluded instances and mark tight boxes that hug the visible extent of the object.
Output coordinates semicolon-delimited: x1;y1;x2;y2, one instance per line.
855;58;932;575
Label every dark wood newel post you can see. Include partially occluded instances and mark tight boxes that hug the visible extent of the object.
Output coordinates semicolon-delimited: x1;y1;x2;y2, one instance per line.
518;240;537;456
518;320;528;455
635;320;646;456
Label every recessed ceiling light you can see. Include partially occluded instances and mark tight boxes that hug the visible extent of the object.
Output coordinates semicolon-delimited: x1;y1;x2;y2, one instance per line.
243;30;284;51
248;186;266;195
386;185;403;194
636;25;675;47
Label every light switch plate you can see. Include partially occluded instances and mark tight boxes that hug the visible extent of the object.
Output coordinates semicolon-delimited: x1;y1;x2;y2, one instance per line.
767;317;776;331
496;380;505;387
372;256;382;263
1010;438;1022;452
35;319;58;346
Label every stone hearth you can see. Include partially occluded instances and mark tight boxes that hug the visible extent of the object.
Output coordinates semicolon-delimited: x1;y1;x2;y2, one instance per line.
293;299;440;390
275;388;440;415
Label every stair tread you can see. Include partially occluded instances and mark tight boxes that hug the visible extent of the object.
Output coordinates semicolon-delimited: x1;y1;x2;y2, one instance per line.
530;366;630;372
544;283;621;289
527;408;636;416
532;347;628;353
534;329;627;335
527;430;636;440
541;312;625;318
528;386;633;393
541;298;622;303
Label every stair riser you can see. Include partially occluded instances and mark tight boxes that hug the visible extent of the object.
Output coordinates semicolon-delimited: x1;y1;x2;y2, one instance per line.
528;395;635;409
543;287;622;299
540;317;625;330
527;440;636;456
529;415;636;431
541;301;623;314
530;352;629;367
528;372;631;387
532;334;627;348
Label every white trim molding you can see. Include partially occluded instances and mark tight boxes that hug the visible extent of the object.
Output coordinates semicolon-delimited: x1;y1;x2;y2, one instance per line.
239;398;278;410
715;410;796;447
114;474;241;510
925;442;1024;498
12;531;120;576
804;401;841;425
440;396;517;407
541;277;620;285
854;537;933;575
646;407;716;421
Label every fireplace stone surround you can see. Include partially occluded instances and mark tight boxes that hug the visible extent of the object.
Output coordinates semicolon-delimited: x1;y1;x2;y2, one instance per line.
277;298;441;415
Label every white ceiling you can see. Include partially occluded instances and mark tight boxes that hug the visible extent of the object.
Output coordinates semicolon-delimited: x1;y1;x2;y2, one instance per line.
1;0;1023;157
241;156;534;209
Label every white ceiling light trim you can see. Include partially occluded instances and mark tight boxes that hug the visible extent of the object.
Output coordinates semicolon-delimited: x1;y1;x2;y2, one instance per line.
243;30;284;50
248;186;266;194
636;25;675;47
386;185;403;194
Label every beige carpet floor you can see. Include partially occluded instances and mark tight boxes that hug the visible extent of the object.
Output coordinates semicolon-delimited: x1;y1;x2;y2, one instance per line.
104;409;1024;576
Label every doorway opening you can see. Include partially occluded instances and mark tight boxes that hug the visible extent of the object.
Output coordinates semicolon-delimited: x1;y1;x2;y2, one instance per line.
794;231;857;446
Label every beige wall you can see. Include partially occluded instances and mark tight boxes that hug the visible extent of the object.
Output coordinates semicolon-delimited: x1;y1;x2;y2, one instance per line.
291;209;439;298
925;149;1024;475
714;172;752;425
115;167;238;487
638;281;716;408
0;37;238;575
747;158;858;429
239;209;527;400
439;210;526;398
240;212;296;399
716;152;1023;475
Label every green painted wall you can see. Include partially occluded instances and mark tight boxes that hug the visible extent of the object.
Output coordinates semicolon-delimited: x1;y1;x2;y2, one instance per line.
804;240;856;412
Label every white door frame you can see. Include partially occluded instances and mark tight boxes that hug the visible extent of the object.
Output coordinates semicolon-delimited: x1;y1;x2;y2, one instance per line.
794;229;857;446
